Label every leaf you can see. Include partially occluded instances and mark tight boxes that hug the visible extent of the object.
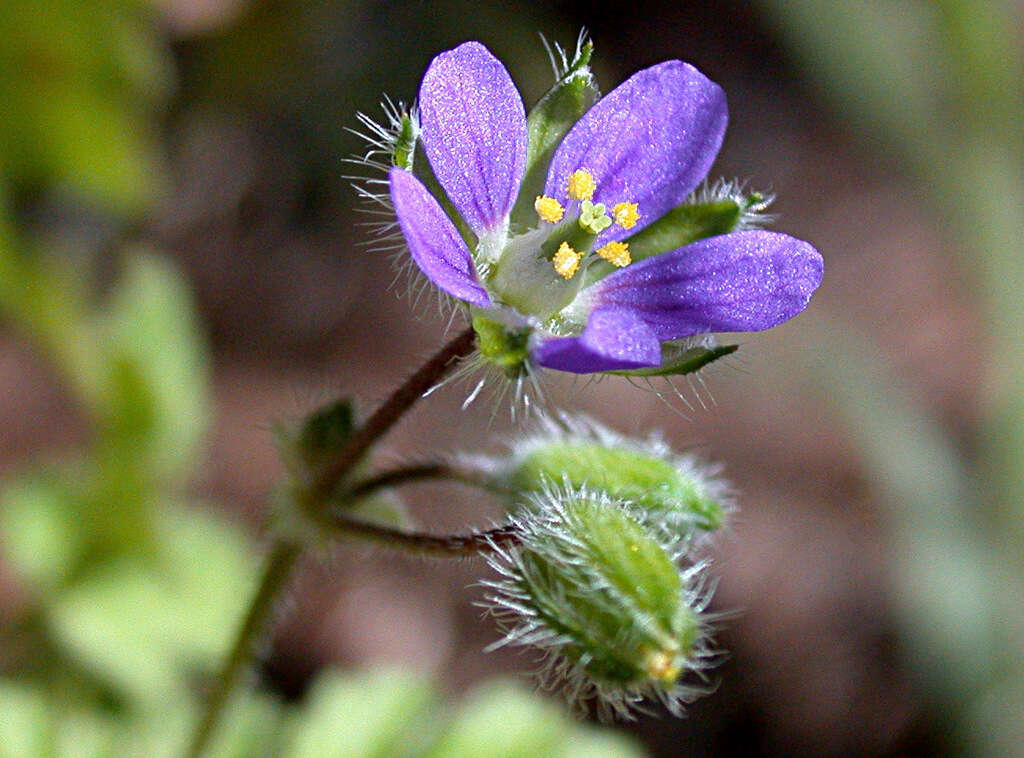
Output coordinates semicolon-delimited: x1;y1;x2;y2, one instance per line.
45;504;258;707
100;251;211;483
283;669;436;758
0;475;86;591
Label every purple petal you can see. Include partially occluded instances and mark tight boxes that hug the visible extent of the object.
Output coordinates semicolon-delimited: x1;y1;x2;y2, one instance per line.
593;231;823;338
545;61;727;241
389;168;491;307
418;41;527;234
532;307;662;374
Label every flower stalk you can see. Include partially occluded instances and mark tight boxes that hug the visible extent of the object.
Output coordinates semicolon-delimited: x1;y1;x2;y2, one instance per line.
186;327;477;758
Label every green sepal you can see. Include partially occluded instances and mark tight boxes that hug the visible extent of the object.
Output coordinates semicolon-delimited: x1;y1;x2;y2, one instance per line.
627;198;742;260
610;343;738;378
391;111;417;171
584;195;766;286
472;311;532;378
298;398;355;465
509;39;598;228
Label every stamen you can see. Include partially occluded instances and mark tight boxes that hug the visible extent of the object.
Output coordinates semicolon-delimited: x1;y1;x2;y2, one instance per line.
534;195;565;224
596;241;631;267
566;169;597;201
612;202;640;229
553;242;582;279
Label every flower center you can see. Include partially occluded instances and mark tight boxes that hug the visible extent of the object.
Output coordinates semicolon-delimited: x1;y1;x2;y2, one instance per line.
533;169;639;279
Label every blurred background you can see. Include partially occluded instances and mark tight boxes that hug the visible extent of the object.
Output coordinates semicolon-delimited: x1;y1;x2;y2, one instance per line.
2;0;1023;756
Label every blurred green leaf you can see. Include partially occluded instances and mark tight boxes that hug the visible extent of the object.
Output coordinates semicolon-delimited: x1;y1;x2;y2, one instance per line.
427;680;645;758
0;476;86;592
0;682;54;758
0;0;172;214
0;681;119;758
100;251;211;483
284;669;437;758
45;505;258;707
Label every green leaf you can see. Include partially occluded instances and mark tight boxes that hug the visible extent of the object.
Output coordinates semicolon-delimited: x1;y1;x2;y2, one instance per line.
284;669;436;758
45;505;258;706
0;682;54;758
0;475;86;591
427;680;646;758
425;682;568;758
610;343;737;378
0;0;171;214
100;251;211;483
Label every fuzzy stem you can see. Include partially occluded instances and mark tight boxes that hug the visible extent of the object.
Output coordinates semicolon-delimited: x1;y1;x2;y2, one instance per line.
185;327;477;758
312;327;477;498
343;461;511;501
323;511;523;557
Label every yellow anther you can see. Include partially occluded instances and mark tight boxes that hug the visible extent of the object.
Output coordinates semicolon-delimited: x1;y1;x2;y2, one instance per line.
534;195;565;224
596;241;631;268
612;202;640;229
552;242;582;279
566;169;597;201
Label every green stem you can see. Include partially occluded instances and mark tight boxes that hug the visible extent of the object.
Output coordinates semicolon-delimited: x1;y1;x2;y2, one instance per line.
185;326;478;758
184;540;301;758
323;511;522;557
343;461;512;502
311;327;477;498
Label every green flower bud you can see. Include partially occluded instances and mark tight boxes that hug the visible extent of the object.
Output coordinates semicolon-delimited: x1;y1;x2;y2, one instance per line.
482;488;719;719
469;414;731;537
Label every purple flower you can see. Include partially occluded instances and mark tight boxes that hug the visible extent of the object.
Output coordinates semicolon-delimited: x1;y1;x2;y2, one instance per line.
387;40;823;375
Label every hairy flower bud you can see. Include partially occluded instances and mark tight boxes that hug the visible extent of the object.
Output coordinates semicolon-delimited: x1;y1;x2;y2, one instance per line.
468;413;731;538
482;487;719;719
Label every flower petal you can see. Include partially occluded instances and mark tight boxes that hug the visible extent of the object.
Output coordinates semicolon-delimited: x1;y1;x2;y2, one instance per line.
389;167;491;307
545;61;727;241
533;307;662;373
593;231;823;338
418;41;527;234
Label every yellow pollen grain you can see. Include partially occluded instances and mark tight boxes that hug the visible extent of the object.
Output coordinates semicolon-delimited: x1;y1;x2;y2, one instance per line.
534;195;565;224
566;169;597;201
612;202;640;229
552;242;582;279
596;241;631;267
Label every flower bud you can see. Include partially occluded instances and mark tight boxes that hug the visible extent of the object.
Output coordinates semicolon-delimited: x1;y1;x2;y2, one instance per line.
482;488;719;719
471;414;730;537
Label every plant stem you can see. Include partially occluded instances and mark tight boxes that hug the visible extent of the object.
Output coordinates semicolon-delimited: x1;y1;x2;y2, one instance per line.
185;326;477;758
184;540;301;758
343;461;511;501
312;327;477;498
323;512;522;557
